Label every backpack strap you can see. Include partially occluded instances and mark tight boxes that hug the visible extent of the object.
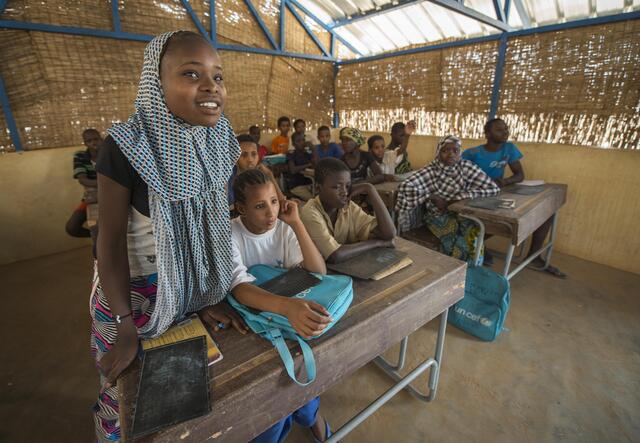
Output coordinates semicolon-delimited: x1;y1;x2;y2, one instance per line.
268;328;316;386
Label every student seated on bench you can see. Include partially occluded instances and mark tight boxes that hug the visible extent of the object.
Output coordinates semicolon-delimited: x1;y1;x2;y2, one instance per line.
396;135;499;263
228;169;333;442
300;158;396;264
462;118;566;278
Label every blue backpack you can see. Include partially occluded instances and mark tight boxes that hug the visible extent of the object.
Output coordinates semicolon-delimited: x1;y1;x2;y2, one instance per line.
448;265;510;341
227;265;353;386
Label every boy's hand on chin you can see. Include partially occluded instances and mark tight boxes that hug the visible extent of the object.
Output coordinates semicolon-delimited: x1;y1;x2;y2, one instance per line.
349;182;374;198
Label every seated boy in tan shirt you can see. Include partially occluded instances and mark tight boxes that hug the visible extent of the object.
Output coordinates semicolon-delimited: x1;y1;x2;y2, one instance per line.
300;158;396;263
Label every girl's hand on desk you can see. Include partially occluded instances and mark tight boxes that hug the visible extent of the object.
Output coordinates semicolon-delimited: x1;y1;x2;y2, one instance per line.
98;321;138;390
284;299;332;339
198;301;249;334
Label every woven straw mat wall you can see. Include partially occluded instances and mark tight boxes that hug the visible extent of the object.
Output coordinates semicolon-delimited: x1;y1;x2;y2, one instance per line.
336;21;639;149
0;0;333;152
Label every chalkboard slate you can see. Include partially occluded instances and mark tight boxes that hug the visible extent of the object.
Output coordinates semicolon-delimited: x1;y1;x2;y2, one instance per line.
510;185;545;195
466;197;504;210
130;336;211;440
327;248;408;280
258;267;321;297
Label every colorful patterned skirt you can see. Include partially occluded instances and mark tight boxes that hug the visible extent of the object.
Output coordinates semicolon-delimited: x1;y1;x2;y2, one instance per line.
89;269;157;442
425;211;483;263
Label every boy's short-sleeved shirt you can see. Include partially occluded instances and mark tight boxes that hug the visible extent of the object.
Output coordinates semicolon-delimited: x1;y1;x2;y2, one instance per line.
461;142;523;180
315;143;343;159
271;135;290;155
300;196;378;259
73;149;97;180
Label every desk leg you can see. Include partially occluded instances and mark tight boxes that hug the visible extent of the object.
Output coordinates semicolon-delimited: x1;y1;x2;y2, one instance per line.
502;243;516;278
327;310;449;443
459;214;485;267
543;212;558;269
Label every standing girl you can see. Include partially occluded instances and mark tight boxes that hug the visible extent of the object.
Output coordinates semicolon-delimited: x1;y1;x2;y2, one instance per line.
92;31;246;442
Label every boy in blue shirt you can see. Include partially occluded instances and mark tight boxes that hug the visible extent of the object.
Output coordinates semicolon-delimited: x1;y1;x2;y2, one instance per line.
463;118;566;278
312;125;343;163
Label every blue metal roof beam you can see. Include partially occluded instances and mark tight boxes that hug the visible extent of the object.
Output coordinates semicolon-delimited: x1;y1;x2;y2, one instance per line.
286;0;363;56
111;0;121;32
329;0;511;31
243;0;278;50
180;0;210;42
492;0;506;22
286;1;330;56
336;10;640;65
0;74;23;152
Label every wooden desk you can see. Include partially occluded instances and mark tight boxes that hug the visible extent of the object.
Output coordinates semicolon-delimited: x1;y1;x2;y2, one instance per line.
448;183;567;279
374;181;401;214
118;238;465;442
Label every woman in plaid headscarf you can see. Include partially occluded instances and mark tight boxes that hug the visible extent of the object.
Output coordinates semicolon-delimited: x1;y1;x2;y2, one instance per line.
396;135;499;262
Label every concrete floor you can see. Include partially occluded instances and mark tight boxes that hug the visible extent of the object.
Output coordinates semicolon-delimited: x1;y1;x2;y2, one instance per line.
1;247;638;443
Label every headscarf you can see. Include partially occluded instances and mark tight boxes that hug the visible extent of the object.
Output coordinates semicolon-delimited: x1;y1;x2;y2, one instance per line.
339;127;365;146
107;31;240;337
396;134;499;225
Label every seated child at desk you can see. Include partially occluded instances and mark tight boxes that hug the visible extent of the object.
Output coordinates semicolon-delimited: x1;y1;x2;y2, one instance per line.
271;116;291;155
229;134;283;208
396;135;499;263
228;169;333;442
286;132;314;200
301;158;396;264
313;125;343;163
387;120;415;174
463;118;566;278
367;134;396;181
293;118;318;149
249;125;269;160
340;127;384;184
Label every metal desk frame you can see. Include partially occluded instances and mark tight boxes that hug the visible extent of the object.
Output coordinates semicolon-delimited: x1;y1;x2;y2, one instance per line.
328;309;449;442
461;212;559;280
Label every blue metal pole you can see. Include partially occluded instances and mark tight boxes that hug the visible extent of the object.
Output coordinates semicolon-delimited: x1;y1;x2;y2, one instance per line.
488;33;508;120
286;1;329;57
330;33;335;57
492;0;506;22
180;0;210;42
244;0;278;49
0;74;24;152
332;64;339;128
280;0;286;51
286;0;363;56
503;0;511;22
0;20;152;41
217;43;333;61
111;0;121;32
210;0;217;46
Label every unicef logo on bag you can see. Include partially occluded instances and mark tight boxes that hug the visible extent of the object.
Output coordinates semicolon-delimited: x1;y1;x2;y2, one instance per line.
294;288;312;298
453;305;493;327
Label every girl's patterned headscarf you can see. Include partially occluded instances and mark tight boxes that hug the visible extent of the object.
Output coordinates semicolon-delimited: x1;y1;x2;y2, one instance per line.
107;31;240;337
340;127;365;146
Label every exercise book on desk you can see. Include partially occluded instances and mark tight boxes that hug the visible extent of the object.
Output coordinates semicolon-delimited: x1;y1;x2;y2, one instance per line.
327;247;412;280
131;336;211;440
511;185;545;195
141;314;222;366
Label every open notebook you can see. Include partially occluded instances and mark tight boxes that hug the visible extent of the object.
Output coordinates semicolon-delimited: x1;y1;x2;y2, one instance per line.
327;248;412;280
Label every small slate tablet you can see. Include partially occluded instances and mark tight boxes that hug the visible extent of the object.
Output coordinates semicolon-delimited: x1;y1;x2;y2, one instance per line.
327;248;409;280
258;267;321;298
130;336;211;440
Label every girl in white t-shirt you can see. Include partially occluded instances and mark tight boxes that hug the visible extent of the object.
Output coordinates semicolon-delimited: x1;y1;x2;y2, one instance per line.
229;168;333;442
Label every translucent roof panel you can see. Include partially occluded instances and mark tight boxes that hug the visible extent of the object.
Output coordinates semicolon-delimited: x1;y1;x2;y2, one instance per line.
299;0;639;59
